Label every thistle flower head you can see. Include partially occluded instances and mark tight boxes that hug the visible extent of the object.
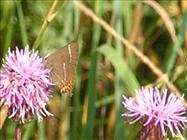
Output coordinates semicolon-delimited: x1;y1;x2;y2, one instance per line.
122;87;187;137
0;46;53;123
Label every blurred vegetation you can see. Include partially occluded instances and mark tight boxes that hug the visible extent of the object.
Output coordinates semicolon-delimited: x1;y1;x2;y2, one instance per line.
0;0;187;140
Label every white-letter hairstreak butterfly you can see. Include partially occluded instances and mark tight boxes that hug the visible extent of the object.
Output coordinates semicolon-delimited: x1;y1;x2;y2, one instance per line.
45;42;79;94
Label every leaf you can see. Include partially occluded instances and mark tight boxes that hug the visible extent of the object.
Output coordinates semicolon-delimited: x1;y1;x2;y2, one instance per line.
97;44;140;95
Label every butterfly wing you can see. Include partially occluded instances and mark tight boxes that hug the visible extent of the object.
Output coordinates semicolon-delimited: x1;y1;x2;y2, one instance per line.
45;42;78;94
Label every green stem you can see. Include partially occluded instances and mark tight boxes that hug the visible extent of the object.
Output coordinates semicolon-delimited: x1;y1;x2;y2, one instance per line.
32;0;59;50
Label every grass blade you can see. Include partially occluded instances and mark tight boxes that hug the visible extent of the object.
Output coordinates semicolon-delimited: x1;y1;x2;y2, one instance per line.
16;1;28;46
98;45;140;94
83;1;102;140
163;12;187;73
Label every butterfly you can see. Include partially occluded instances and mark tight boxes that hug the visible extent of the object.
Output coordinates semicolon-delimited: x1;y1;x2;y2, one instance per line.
45;42;79;94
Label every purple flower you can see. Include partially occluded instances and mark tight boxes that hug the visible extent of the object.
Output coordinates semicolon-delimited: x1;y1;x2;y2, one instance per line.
0;46;53;123
122;87;187;137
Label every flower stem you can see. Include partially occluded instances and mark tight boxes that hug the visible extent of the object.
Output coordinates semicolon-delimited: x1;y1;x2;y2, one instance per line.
15;123;22;140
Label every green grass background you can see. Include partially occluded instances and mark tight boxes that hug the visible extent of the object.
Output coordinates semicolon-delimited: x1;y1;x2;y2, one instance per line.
0;1;186;140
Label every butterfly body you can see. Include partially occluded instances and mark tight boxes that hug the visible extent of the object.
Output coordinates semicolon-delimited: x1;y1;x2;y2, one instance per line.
45;42;78;94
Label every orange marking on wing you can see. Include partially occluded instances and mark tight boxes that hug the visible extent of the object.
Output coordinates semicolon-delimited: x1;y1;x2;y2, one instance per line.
60;80;73;94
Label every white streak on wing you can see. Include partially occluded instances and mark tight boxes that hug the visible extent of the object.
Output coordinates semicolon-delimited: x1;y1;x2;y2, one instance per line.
68;44;72;63
62;63;67;82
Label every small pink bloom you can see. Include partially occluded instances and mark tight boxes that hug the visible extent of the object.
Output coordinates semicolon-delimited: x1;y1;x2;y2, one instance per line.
122;87;187;137
0;46;53;123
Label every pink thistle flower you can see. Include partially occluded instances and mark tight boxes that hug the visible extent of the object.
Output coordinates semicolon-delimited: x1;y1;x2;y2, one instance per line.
0;46;53;123
122;87;187;137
